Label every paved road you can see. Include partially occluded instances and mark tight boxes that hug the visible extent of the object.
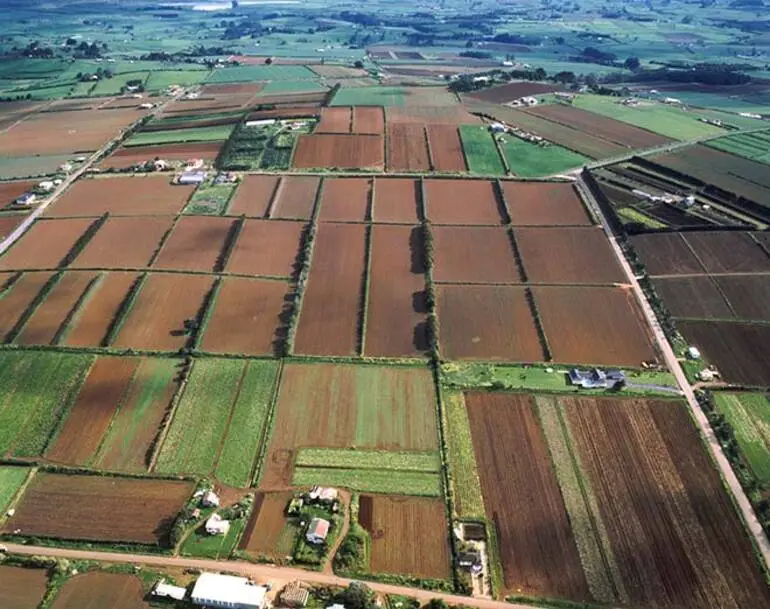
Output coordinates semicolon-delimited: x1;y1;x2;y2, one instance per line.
576;177;770;569
3;542;564;609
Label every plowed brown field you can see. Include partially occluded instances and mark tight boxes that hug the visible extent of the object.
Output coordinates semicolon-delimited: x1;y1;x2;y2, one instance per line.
47;356;139;465
319;177;371;222
0;272;53;341
71;216;172;269
99;141;224;169
0;215;25;240
387;124;429;171
316;107;352;133
153;216;234;272
682;231;770;274
426;125;467;172
294;223;366;356
502;181;591;226
293;134;384;170
532;286;657;366
201;278;288;355
359;495;451;579
433;226;521;283
0;180;36;206
365;225;428;357
0;218;94;271
373;178;420;223
48;176;194;217
240;491;297;558
352;106;385;134
466;392;590;600
271;176;320;220
652;276;733;319
715;275;770;321
4;473;193;545
0;565;48;609
438;285;544;361
424;179;502;225
228;175;280;217
226;219;304;277
51;573;149;609
629;233;705;276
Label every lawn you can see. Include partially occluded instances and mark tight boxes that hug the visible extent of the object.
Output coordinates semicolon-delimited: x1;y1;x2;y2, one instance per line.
184;184;237;215
292;467;442;497
500;137;588;177
181;517;246;559
0;352;92;457
89;72;149;96
206;65;317;83
124;125;235;147
145;69;211;91
459;124;506;175
0;466;30;514
330;86;406;107
714;392;770;483
295;448;441;472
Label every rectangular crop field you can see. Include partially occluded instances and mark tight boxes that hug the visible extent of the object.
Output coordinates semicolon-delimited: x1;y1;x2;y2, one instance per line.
124;125;235;147
652;276;733;319
437;285;544;361
372;178;420;223
226;219;303;278
48;176;194;217
293;467;441;496
424;179;503;225
153;217;235;272
682;232;770;274
100;140;225;168
49;572;148;609
714;392;770;483
319;178;371;222
240;491;299;559
386;124;429;172
293;134;384;170
260;363;437;488
0;218;94;271
502;181;591;226
227;175;280;217
432;226;521;283
271;176;320;220
316;107;352;133
459;125;506;175
71;217;172;269
532;286;657;366
0;565;48;609
426;125;467;172
0;466;29;514
352;107;385;134
715;275;770;321
365;225;428;358
294;223;366;357
0;272;54;341
4;473;194;546
113;273;213;351
629;233;706;276
500;138;588;178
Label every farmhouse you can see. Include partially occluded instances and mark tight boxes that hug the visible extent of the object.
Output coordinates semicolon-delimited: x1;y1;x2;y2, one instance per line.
205;513;230;536
201;490;220;508
568;368;626;389
308;486;338;503
14;193;36;206
152;580;187;602
306;518;330;544
191;573;267;609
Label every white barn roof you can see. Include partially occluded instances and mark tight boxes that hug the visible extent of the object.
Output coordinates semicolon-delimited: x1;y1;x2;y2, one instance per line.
192;573;267;608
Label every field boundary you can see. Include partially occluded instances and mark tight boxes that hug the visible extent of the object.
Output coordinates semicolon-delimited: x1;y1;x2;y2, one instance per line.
52;273;103;346
102;272;147;347
358;223;373;357
251;360;284;486
6;272;63;344
148;359;193;473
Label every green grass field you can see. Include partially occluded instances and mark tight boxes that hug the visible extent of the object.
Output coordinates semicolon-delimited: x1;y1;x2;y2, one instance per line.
295;448;441;472
0;352;92;456
330;86;406;107
184;184;237;215
714;392;770;483
0;466;30;514
181;517;246;559
206;65;317;84
0;154;79;180
459;124;506;175
500;137;588;177
145;69;211;91
442;391;485;518
89;72;149;96
124;124;235;147
292;466;442;497
707;131;770;164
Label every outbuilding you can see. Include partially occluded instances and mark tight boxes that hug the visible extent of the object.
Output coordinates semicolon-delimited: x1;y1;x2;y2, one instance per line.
191;573;267;609
205;513;230;536
178;171;207;185
152;580;187;602
306;518;330;544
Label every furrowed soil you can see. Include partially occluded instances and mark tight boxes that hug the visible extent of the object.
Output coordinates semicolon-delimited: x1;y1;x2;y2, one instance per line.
201;277;289;355
426;125;467;172
240;491;298;558
99;141;224;170
359;495;451;579
0;215;25;240
502;181;591;226
432;226;521;283
153;216;235;272
0;565;48;609
228;175;281;217
352;106;385;134
319;177;371;222
652;276;734;319
0;180;36;206
47;356;140;466
4;472;193;545
0;218;94;271
365;225;428;357
532;286;657;366
372;178;421;223
0;272;55;341
424;179;503;225
71;216;173;269
387;124;430;171
682;231;770;274
629;233;706;276
316;107;352;133
294;223;366;356
465;392;591;601
271;176;320;220
226;219;303;278
50;572;149;609
715;275;770;321
437;285;544;361
292;134;384;170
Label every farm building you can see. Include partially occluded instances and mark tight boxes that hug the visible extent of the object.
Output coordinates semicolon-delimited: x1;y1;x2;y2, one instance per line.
279;582;309;608
567;368;626;389
306;518;330;544
152;580;187;601
191;573;267;609
205;513;230;536
201;490;220;508
308;486;338;503
14;193;36;206
178;171;207;185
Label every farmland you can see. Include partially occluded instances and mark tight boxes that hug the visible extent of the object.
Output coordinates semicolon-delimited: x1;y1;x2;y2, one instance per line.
500;138;588;178
426;125;467;172
0;565;49;609
101;141;225;169
319;177;371;222
0;218;94;271
4;473;193;546
271;176;320;220
714;393;770;484
240;491;299;559
0;466;29;514
226;219;303;278
0;272;55;339
372;178;421;223
424;179;503;225
227;175;280;217
124;125;235;147
432;226;521;283
50;573;148;609
152;216;234;272
458;125;505;175
293;134;385;170
502;181;590;226
71;217;172;269
386;124;430;172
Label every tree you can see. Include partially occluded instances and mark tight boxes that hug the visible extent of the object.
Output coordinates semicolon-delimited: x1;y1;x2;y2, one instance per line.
353;60;364;69
624;56;641;71
335;583;375;609
426;600;449;609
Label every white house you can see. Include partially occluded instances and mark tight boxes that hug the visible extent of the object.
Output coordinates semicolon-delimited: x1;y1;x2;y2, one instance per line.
38;181;55;192
15;193;36;206
191;573;267;609
153;580;187;601
306;518;330;544
201;490;220;508
205;513;231;536
308;486;338;503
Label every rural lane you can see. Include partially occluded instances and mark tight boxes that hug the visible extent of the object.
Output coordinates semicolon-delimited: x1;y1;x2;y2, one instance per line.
3;542;563;609
576;177;770;570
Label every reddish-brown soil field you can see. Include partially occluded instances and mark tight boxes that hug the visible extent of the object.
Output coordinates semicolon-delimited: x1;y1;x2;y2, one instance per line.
48;176;194;217
373;178;420;223
71;216;172;269
0;214;25;239
99;141;224;169
359;495;451;579
0;180;36;207
228;175;281;217
426;125;467;172
293;134;385;170
467;82;563;103
715;275;770;321
629;233;706;276
438;285;544;361
240;491;296;557
0;218;94;271
153;216;235;272
113;273;213;351
466;392;591;600
51;573;149;609
47;356;139;465
4;472;193;545
385;106;481;125
502;181;591;226
424;179;502;225
201;278;289;355
432;226;521;283
515;227;626;284
564;397;770;609
16;271;97;345
352;106;385;134
365;225;428;357
316;106;352;133
64;272;138;347
319;177;371;222
226;219;304;277
676;320;770;386
652;276;733;319
387;124;430;171
0;272;53;341
294;223;365;356
0;108;144;155
525;105;672;149
532;286;657;366
0;565;48;609
682;231;770;274
271;176;320;220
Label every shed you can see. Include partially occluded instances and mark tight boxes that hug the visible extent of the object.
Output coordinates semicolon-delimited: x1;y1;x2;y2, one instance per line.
306;518;330;544
153;580;187;601
201;490;220;508
205;513;230;536
280;581;310;608
15;193;36;206
191;573;266;609
178;171;207;185
687;346;701;360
